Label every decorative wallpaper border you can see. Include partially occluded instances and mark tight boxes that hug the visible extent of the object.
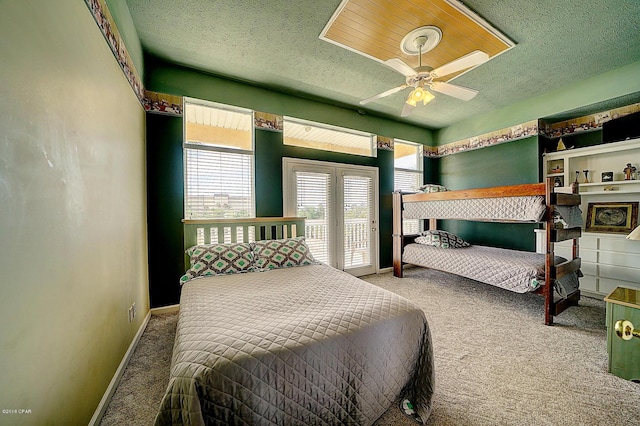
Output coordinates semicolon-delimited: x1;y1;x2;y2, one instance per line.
430;120;539;157
377;136;393;151
144;91;183;115
85;0;183;116
87;0;639;155
85;0;144;104
254;112;283;131
540;102;640;139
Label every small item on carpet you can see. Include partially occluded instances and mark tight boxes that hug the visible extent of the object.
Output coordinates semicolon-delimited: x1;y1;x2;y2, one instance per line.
401;399;422;424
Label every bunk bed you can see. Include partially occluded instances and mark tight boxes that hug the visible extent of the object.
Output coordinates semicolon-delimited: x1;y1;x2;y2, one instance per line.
392;178;582;325
155;217;434;425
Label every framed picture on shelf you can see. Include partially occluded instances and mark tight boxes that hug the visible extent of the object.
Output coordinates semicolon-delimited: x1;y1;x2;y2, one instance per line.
548;159;564;174
585;202;639;234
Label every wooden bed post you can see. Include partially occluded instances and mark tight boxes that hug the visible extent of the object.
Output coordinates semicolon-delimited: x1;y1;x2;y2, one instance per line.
393;192;404;277
544;177;556;325
570;182;580;266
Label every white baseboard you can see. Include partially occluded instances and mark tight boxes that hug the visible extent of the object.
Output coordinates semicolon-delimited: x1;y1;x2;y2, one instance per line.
151;304;180;315
89;311;151;426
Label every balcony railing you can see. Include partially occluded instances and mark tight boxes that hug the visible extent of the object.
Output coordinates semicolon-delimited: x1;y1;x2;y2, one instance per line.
305;218;370;268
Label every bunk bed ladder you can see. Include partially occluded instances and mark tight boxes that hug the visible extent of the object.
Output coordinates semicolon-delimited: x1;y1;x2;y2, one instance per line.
544;177;582;325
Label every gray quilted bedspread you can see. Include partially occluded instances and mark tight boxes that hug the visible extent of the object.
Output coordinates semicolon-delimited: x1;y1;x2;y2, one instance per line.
154;264;434;426
403;244;579;295
403;195;547;222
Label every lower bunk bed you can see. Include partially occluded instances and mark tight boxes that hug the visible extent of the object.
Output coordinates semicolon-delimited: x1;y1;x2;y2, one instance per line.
393;178;583;325
155;217;434;426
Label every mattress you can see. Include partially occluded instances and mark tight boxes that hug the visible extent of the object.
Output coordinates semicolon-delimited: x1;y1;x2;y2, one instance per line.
402;195;547;222
403;243;579;295
154;263;434;425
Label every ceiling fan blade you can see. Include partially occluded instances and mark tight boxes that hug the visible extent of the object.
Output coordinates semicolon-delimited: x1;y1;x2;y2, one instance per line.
359;84;408;105
431;81;479;101
401;102;415;117
383;58;416;77
431;50;489;78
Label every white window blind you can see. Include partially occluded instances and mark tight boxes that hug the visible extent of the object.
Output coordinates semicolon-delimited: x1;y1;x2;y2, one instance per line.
284;117;376;157
343;175;372;268
394;170;422;193
184;99;254;219
394;140;423;234
295;171;331;264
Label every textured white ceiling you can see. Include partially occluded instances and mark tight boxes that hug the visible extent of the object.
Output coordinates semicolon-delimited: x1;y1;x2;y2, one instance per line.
124;0;640;129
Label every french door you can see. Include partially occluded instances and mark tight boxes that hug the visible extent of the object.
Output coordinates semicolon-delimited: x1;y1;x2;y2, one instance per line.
283;158;378;276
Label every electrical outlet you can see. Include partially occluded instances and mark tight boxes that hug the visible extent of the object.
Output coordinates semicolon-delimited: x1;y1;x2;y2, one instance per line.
127;303;137;323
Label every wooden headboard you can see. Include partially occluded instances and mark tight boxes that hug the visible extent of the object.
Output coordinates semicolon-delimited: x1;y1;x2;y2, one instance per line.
182;217;306;269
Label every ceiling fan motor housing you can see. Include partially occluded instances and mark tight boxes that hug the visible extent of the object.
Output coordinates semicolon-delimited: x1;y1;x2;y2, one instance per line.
407;72;434;88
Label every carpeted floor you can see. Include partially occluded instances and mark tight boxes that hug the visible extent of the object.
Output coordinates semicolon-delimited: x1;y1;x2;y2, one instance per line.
100;268;640;425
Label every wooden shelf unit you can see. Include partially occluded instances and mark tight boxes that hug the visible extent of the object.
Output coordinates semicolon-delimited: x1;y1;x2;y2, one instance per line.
540;138;640;298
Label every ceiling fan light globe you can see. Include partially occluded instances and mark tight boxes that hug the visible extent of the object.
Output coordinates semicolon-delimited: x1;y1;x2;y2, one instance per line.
422;90;435;105
410;87;425;102
406;90;418;106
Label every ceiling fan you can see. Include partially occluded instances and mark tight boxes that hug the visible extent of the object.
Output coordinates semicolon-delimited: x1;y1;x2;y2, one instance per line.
360;30;489;117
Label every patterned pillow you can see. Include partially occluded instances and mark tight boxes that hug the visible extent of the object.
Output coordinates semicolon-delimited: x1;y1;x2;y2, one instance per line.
180;243;255;284
418;184;448;193
415;230;470;249
252;236;317;270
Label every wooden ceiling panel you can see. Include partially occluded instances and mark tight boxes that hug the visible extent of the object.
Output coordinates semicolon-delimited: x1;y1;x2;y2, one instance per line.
326;26;400;61
320;0;514;75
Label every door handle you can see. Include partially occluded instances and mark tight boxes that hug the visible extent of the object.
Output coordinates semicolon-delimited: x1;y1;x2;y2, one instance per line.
615;320;640;341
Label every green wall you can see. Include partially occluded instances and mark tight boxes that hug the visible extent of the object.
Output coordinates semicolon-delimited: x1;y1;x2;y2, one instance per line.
144;59;436;307
0;1;149;424
145;58;434;144
147;114;185;307
436;61;640;146
141;37;640;308
145;114;405;306
436;137;540;251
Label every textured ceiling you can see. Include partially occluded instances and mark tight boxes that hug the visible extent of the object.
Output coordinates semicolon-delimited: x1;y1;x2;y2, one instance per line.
124;0;640;129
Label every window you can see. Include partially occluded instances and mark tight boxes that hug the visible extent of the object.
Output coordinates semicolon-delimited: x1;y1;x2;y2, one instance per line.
184;99;254;219
394;139;423;234
283;117;376;157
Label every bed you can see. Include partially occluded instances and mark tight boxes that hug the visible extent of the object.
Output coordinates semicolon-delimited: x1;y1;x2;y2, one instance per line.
154;217;434;425
393;178;583;325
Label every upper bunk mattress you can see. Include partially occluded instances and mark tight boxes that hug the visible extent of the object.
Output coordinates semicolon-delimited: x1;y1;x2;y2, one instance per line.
403;195;547;222
154;263;434;426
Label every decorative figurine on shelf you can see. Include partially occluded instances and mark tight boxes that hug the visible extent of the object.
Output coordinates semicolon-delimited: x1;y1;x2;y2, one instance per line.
583;169;589;183
556;138;566;151
571;171;580;192
624;163;637;180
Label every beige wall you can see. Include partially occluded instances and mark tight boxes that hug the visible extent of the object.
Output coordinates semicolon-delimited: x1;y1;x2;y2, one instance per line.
0;1;148;424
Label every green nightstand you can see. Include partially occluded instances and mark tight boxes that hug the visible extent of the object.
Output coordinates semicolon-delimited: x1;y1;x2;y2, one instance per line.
605;287;640;381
